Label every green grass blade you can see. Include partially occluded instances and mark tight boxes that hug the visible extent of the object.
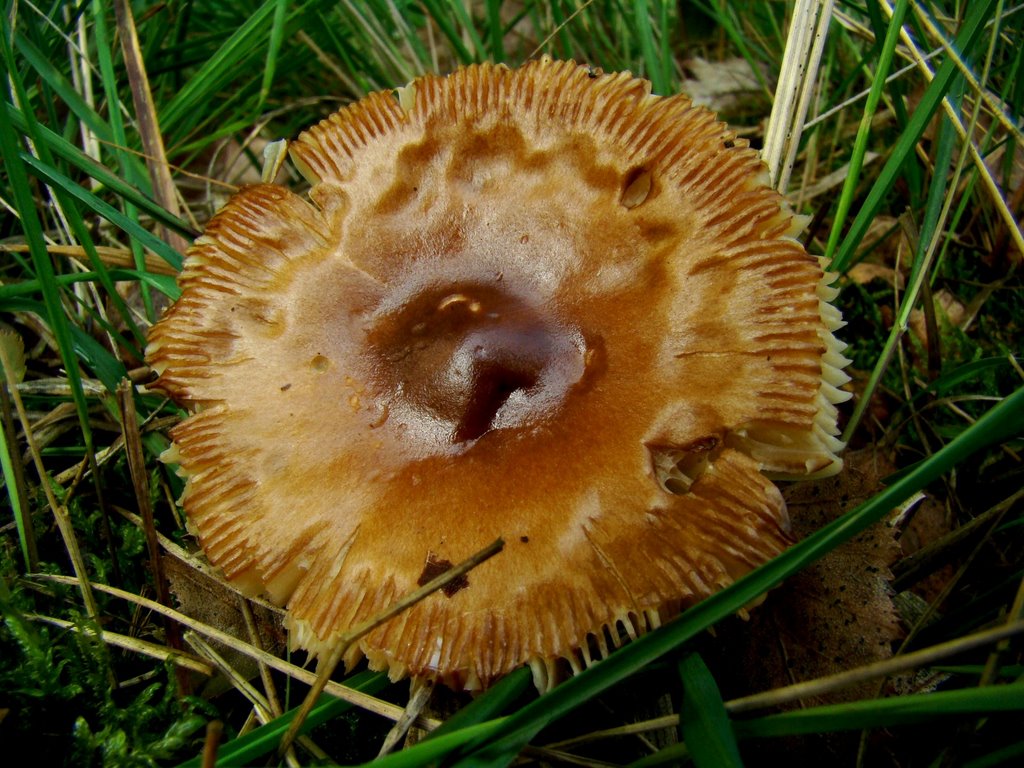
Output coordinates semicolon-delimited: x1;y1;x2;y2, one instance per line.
485;0;505;60
632;683;1024;767
3;4;1019;765
735;682;1024;737
696;1;772;95
541;1;575;61
12;31;117;148
418;0;475;64
830;0;998;271
19;154;184;271
914;356;1019;402
259;0;290;107
7;12;154;344
92;0;158;320
2;102;195;237
965;739;1024;768
0;296;132;394
338;0;415;82
353;721;504;768
0;396;33;571
842;76;966;443
428;666;533;740
3;121;146;350
822;0;909;264
68;326;131;395
0;270;180;301
906;79;961;302
633;0;670;94
0;18;100;476
441;0;487;62
370;0;432;73
159;0;280;137
678;653;742;768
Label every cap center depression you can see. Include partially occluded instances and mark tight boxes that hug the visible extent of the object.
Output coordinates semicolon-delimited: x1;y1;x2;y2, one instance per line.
364;279;593;447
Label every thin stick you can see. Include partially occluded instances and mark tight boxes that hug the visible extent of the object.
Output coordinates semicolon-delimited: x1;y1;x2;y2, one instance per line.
201;720;223;768
185;631;311;767
0;243;177;275
543;715;679;750
528;0;597;60
116;381;185;684
377;678;434;757
240;597;287;717
726;620;1024;713
30;613;213;676
277;537;505;755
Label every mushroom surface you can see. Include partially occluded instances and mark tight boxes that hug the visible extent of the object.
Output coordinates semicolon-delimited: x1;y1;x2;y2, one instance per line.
147;58;850;691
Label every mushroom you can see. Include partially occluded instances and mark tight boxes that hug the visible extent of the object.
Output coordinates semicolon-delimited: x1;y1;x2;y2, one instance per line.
147;58;849;692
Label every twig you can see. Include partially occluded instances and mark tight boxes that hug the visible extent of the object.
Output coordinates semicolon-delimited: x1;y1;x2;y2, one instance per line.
377;677;434;757
184;631;313;767
727;620;1024;713
116;379;187;694
528;0;597;60
239;597;287;718
0;243;178;275
29;613;213;676
201;720;222;768
544;715;679;751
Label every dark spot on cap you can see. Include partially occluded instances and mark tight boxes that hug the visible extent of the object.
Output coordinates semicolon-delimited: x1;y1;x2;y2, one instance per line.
520;536;529;543
418;552;469;597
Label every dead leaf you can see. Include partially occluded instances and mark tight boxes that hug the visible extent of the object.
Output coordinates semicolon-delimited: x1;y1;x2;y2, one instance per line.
721;448;904;708
797;152;879;202
681;57;764;112
847;262;902;288
164;553;286;693
708;449;908;764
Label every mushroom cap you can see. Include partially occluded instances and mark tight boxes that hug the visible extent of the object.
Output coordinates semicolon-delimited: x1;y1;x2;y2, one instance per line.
147;58;849;691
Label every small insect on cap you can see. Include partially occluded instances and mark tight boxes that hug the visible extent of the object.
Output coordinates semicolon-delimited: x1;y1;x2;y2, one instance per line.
146;58;850;692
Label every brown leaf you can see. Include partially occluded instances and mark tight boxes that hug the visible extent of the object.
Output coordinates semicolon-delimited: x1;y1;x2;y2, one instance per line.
164;553;286;691
847;262;902;288
722;448;904;708
681;57;764;112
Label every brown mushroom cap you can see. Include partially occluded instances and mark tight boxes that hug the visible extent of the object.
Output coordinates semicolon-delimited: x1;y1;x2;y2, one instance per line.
147;58;849;691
